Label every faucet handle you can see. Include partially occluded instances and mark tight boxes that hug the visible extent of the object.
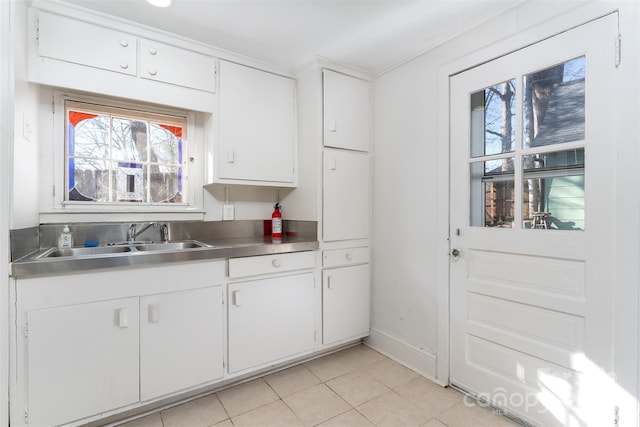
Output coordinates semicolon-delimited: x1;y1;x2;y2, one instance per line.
161;224;169;243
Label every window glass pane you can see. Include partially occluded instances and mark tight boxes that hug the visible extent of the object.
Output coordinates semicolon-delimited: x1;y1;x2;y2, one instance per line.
522;149;585;230
116;162;145;202
69;157;112;202
112;117;148;162
69;114;109;158
523;56;585;148
471;158;514;227
150;123;182;165
470;79;516;157
150;166;184;203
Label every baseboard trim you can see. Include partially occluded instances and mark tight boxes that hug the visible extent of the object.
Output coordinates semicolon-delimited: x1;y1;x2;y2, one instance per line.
364;328;443;385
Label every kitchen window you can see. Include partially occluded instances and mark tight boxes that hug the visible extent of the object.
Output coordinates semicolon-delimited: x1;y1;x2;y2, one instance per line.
64;100;189;206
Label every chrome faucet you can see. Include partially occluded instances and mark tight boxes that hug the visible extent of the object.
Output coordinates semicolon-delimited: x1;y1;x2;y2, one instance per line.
161;224;169;243
127;222;157;242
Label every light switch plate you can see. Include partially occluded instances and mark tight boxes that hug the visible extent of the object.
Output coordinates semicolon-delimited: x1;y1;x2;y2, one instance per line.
223;204;235;221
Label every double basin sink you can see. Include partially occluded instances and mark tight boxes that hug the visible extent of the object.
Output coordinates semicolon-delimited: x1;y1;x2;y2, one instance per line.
35;240;211;259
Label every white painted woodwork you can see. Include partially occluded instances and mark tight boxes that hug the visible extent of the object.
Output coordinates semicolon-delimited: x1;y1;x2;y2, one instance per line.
139;39;217;92
217;60;296;185
227;272;315;373
323;149;369;241
140;286;224;401
27;298;140;426
37;11;137;76
322;264;369;345
449;15;617;426
323;70;370;152
228;251;315;279
322;247;369;268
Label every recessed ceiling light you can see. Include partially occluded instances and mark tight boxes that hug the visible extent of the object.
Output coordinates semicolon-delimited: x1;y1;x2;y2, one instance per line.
146;0;171;7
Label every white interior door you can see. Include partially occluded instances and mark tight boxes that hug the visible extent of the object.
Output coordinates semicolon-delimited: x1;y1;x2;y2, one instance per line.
450;14;618;427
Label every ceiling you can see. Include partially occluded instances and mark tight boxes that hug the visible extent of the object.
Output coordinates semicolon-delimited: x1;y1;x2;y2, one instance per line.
61;0;523;76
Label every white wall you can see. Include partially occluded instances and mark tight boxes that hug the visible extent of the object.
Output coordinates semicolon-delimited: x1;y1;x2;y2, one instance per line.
371;4;640;424
369;56;440;376
12;0;39;229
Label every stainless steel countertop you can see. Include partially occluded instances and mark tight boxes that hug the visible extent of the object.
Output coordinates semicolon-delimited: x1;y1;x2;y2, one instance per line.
10;236;319;278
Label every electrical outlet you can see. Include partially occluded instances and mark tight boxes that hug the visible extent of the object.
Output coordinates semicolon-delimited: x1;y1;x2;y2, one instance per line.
223;204;235;221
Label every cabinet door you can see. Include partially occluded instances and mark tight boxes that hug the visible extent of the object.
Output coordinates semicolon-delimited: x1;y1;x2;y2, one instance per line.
323;150;369;241
139;39;217;92
323;264;370;345
228;273;315;373
27;298;139;426
218;61;296;184
37;11;137;76
140;286;224;401
323;70;370;152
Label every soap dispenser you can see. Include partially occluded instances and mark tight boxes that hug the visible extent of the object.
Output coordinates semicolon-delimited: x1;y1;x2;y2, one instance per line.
58;225;73;248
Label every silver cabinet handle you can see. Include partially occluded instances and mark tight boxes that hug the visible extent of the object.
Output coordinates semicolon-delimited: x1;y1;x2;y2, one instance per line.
450;248;461;259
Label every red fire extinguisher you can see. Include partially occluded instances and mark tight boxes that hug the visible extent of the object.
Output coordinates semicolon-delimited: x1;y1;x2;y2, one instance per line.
271;203;282;239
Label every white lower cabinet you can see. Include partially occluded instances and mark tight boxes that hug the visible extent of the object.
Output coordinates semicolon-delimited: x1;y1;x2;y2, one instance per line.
228;272;315;373
322;252;370;345
14;261;225;426
27;298;140;427
140;286;224;401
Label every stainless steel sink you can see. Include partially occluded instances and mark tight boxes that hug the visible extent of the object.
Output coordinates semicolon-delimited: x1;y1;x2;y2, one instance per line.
35;240;210;259
133;241;211;251
36;245;133;258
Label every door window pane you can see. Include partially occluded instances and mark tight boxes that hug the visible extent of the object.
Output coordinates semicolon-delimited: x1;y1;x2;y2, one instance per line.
471;158;514;228
523;57;585;148
470;79;516;157
522;149;585;230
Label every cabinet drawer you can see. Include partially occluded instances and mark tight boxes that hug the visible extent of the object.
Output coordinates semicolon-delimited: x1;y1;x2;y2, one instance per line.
229;251;315;279
323;247;369;268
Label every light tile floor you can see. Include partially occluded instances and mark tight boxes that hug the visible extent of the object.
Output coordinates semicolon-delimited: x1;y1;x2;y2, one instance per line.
118;345;519;427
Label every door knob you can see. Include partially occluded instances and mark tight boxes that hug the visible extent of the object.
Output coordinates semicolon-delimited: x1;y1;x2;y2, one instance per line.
450;248;461;259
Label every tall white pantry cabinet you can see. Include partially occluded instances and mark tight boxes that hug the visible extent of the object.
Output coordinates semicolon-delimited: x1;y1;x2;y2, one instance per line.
320;69;371;346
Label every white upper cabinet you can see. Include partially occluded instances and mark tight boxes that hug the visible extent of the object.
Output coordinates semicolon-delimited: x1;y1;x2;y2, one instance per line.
28;8;217;112
323;70;371;152
139;39;217;92
37;11;137;76
216;60;297;186
323;149;370;242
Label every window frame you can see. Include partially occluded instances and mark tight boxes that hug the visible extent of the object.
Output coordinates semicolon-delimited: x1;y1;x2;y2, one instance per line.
47;91;204;219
